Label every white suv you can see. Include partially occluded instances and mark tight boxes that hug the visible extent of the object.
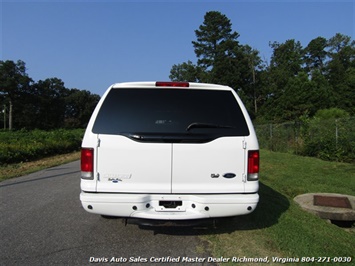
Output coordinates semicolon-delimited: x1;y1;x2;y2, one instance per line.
80;81;259;221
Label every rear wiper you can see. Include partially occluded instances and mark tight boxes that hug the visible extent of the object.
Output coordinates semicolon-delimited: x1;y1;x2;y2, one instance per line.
186;122;235;131
126;133;216;143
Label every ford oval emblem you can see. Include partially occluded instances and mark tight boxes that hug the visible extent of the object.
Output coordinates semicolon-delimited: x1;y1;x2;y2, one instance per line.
223;173;236;178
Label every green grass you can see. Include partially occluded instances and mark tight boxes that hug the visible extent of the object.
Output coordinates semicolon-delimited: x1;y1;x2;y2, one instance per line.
0;151;80;181
261;150;355;197
202;150;355;265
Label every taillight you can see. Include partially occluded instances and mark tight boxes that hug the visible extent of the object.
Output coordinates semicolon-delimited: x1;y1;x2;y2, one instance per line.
81;148;94;179
155;81;189;87
247;150;259;181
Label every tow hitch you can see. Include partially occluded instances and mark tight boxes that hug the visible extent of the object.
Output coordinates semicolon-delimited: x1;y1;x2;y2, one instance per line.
159;201;183;209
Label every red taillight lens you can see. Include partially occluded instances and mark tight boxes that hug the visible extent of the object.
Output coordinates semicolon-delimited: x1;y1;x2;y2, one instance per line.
247;150;259;181
81;148;93;179
155;81;189;87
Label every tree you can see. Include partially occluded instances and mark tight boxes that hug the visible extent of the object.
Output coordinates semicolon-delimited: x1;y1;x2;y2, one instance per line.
260;40;305;121
304;36;328;74
238;45;265;116
170;13;354;122
0;60;33;129
169;61;200;82
269;39;304;76
192;11;243;85
170;11;266;118
326;33;355;114
192;11;240;71
30;78;68;129
1;60;100;130
170;11;245;86
309;69;334;111
64;89;100;128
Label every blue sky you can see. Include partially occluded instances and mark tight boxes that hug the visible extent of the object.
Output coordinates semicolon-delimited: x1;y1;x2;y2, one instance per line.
1;0;354;96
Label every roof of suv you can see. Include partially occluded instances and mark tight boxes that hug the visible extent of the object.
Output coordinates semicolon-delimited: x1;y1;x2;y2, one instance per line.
111;81;232;91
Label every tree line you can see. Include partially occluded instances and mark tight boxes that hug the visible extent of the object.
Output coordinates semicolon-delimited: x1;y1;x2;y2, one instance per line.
2;12;353;131
0;60;100;130
170;11;355;122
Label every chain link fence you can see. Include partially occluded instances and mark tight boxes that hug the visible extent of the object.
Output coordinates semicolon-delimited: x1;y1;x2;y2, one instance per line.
255;117;355;163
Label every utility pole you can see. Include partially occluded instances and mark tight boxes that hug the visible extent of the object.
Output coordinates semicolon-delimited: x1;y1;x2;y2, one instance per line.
3;104;6;130
252;64;257;114
249;54;257;114
9;99;13;130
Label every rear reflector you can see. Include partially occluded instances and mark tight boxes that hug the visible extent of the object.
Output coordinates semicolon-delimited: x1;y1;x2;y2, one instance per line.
81;148;94;179
247;150;259;181
155;81;189;87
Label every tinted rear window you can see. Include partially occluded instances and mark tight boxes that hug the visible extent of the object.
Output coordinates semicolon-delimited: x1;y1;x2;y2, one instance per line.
92;89;249;141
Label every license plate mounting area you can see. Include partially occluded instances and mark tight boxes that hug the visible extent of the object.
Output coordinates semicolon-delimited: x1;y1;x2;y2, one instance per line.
157;200;184;212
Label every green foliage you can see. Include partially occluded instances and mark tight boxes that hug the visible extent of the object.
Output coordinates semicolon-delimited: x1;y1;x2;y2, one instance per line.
170;11;265;116
314;108;350;119
190;10;245;87
0;129;84;165
0;60;100;130
169;60;201;82
304;36;327;72
192;11;240;71
170;11;354;162
170;11;355;122
270;39;304;76
256;113;355;163
64;88;100;128
302;116;355;162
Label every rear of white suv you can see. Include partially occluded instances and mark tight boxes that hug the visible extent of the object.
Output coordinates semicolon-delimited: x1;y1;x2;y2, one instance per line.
80;81;259;221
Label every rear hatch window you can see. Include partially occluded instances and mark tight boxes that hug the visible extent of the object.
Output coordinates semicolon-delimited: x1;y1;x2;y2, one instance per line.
92;89;249;142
